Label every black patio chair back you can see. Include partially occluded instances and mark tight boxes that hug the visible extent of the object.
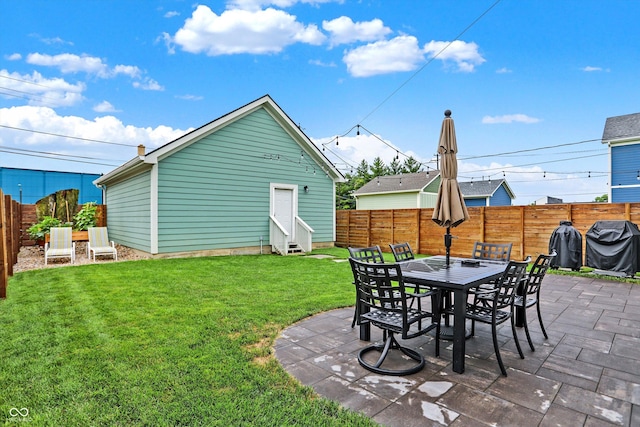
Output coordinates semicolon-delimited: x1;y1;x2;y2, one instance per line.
348;245;385;263
349;258;440;376
389;242;415;262
472;242;513;262
347;246;385;328
462;258;529;376
515;250;557;351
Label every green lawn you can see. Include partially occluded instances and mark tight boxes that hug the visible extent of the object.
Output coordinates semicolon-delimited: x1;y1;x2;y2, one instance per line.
1;249;378;426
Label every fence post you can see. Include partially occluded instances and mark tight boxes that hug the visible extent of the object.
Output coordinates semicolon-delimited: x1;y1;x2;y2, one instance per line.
0;190;7;299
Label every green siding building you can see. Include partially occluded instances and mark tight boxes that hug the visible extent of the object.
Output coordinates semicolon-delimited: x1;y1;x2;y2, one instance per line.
95;95;343;256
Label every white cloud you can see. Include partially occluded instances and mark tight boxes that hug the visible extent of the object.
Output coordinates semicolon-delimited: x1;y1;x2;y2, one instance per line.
164;11;180;18
132;78;164;91
322;16;391;47
582;66;602;72
112;64;142;79
27;52;110;76
171;5;326;55
0;69;85;107
175;94;204;101
496;67;511;74
423;40;485;72
0;106;192;166
343;35;424;77
93;101;119;113
312;134;424;170
25;53;145;81
309;59;336;67
482;114;541;124
6;53;22;61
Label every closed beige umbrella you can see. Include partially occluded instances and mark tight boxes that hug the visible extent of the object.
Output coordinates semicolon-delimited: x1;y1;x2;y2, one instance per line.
432;110;470;265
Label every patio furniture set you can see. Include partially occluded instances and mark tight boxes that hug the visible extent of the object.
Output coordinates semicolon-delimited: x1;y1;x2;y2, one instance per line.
44;227;118;264
348;242;555;377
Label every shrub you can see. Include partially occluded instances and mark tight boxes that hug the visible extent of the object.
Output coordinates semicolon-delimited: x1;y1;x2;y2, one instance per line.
73;202;98;231
27;216;63;241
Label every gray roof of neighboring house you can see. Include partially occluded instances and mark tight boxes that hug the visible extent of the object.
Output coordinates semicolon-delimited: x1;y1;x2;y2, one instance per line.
602;112;640;142
354;171;440;195
458;178;514;199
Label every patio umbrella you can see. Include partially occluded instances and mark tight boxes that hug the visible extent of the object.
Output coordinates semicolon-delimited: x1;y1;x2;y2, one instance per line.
432;110;470;266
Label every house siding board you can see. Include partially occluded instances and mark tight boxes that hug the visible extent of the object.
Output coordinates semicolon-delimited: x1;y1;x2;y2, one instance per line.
105;171;151;252
490;185;512;206
424;177;440;193
357;192;418;210
611;144;640;186
612;187;640;203
465;198;487;207
155;107;334;253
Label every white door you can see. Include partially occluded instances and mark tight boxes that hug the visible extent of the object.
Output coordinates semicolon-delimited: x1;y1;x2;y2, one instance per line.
274;187;295;241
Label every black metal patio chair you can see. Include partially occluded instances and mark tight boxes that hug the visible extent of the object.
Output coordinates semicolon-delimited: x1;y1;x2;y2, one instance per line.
514;250;556;351
445;258;530;376
350;258;441;375
348;246;385;328
389;242;415;262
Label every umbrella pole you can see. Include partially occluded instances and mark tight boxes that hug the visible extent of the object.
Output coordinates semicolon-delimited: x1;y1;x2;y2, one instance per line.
445;227;452;266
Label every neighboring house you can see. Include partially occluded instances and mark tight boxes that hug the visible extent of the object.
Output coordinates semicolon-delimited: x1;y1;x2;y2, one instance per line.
458;179;514;207
602;112;640;202
94;95;344;256
0;167;103;204
353;173;514;209
535;196;563;205
353;171;440;210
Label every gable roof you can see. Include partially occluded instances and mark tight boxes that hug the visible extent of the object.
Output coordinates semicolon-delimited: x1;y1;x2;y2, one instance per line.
458;179;515;199
602;112;640;143
353;171;440;196
95;95;343;185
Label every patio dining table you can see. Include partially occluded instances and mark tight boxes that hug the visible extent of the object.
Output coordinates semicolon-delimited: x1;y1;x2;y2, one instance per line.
358;255;507;374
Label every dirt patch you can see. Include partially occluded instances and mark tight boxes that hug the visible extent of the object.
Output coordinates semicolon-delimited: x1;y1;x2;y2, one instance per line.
13;243;151;273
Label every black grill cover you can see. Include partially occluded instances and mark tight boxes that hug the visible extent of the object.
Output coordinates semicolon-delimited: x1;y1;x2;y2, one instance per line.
548;221;582;271
585;220;640;277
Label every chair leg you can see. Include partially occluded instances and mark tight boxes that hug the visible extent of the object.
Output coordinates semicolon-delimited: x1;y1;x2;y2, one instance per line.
511;314;525;359
492;322;507;376
351;288;360;328
357;332;425;376
537;302;548;339
522;306;535;352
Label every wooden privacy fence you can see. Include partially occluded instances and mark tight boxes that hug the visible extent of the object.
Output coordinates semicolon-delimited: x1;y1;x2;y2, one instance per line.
336;203;640;263
1;189;21;299
0;199;106;299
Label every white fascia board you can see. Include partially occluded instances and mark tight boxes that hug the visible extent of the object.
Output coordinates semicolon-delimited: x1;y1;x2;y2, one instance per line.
93;156;154;186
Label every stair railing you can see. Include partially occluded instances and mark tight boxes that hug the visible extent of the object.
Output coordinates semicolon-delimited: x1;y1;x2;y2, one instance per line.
295;216;314;253
269;215;289;255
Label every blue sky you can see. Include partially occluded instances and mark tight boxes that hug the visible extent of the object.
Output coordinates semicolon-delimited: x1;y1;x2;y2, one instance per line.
1;0;638;205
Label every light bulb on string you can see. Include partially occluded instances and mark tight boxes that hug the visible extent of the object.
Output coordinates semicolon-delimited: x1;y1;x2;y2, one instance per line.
356;125;360;136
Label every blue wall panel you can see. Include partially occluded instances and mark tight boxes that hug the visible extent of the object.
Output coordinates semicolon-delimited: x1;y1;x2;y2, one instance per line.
611;144;640;186
611;186;640;203
464;198;487;207
489;185;512;206
0;167;102;204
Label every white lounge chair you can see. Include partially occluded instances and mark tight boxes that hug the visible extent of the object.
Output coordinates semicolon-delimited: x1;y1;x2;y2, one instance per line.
87;227;118;261
45;227;75;265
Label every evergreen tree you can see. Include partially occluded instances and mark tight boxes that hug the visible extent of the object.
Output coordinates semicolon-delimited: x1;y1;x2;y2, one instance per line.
388;158;403;175
402;156;422;173
370;157;388;177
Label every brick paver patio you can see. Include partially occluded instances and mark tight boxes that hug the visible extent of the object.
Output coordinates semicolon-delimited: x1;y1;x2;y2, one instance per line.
275;274;640;426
